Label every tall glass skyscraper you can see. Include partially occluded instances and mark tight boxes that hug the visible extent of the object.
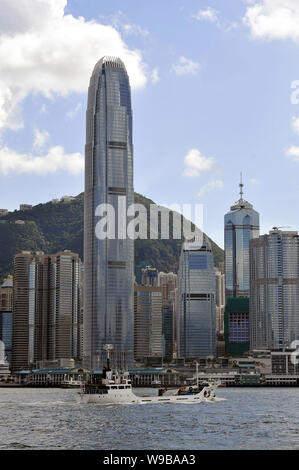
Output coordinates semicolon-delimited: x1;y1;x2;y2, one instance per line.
179;241;216;358
84;57;134;369
225;177;259;298
250;229;299;350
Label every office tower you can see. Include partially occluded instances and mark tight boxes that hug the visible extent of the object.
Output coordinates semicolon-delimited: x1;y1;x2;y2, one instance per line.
179;240;216;358
84;56;134;369
214;267;225;334
135;262;148;285
0;277;13;367
12;252;39;371
224;297;250;356
170;288;179;358
158;272;178;358
12;250;82;371
250;229;299;350
158;272;178;299
225;176;259;298
141;266;159;287
134;286;163;361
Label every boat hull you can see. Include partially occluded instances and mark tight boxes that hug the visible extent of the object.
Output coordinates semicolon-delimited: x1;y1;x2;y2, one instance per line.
78;386;216;405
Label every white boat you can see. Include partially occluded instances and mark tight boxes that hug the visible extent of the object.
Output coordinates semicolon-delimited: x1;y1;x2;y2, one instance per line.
78;345;217;405
61;378;82;389
151;379;162;388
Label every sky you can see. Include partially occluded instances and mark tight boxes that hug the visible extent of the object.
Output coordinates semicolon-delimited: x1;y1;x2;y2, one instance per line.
1;0;299;248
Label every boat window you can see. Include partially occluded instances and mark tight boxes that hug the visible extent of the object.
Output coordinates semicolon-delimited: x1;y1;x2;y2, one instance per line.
111;386;118;389
119;386;125;389
125;386;130;389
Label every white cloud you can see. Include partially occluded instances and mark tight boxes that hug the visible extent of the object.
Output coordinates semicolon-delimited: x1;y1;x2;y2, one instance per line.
286;145;299;161
193;7;219;23
244;0;299;42
33;129;50;150
249;177;258;185
122;23;149;37
291;116;299;134
66;102;82;120
173;57;200;76
151;68;160;85
184;148;215;177
0;145;84;175
198;180;224;198
103;11;150;37
0;0;148;133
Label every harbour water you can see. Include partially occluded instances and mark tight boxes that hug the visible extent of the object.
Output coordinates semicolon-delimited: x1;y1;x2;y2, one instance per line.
0;388;298;450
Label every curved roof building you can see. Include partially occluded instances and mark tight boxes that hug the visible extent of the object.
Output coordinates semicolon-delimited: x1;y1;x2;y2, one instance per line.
84;56;134;369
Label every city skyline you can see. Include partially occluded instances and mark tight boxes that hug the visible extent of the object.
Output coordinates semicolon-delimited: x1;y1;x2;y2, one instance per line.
2;1;299;249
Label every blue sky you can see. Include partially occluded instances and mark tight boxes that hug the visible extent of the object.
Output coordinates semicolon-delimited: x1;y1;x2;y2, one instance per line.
1;0;299;248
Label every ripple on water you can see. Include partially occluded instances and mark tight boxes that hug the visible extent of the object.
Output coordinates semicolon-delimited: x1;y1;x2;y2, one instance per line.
0;388;299;449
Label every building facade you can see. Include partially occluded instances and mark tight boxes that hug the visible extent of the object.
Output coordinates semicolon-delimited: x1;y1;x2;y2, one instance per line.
141;266;159;287
225;179;259;298
179;241;216;358
215;267;225;335
0;277;13;367
171;288;179;358
250;229;299;350
84;56;134;370
224;297;250;356
158;272;178;358
12;251;82;371
134;286;163;361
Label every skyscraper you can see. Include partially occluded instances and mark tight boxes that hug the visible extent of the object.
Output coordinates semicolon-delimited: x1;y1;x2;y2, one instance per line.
12;251;82;371
141;266;159;287
0;277;13;367
179;241;216;358
225;176;259;298
214;267;225;334
250;229;299;350
134;286;163;361
84;57;134;369
158;272;178;358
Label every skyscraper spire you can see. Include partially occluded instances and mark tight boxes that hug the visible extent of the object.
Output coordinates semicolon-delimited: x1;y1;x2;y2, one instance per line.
239;172;244;201
225;172;260;298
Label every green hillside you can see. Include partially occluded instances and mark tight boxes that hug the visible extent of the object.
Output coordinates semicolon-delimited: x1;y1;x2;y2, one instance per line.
0;192;224;280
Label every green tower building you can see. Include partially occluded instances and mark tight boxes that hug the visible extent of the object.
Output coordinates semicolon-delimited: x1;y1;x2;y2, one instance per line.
224;297;250;356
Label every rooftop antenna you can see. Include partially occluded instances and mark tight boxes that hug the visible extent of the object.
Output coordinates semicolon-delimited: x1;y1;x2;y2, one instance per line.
239;172;244;201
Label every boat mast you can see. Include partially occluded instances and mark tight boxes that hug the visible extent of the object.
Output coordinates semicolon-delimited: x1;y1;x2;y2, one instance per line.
103;344;114;370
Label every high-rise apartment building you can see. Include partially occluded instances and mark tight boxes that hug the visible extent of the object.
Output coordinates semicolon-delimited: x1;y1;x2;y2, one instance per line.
134;286;163;361
84;56;134;369
179;241;216;358
158;272;178;358
0;277;13;367
170;287;179;358
225;177;259;298
250;229;299;350
12;250;82;371
215;267;225;334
